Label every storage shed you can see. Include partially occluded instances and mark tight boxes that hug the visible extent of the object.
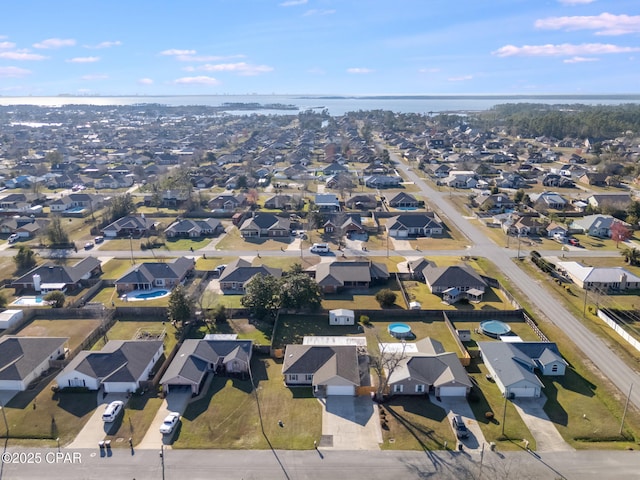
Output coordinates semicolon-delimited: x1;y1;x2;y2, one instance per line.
329;309;355;326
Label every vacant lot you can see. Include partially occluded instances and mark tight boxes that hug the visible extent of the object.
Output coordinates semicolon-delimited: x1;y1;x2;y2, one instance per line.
16;318;101;351
175;356;321;449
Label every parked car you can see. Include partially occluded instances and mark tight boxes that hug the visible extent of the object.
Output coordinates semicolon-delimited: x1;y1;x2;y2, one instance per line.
7;234;19;244
214;264;227;276
84;241;94;250
101;401;124;423
310;243;330;254
452;415;469;439
94;236;104;244
159;412;181;434
568;238;581;247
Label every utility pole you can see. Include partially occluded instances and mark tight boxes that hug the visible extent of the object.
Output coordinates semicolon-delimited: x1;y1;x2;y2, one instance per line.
620;384;633;435
501;395;508;436
0;401;8;436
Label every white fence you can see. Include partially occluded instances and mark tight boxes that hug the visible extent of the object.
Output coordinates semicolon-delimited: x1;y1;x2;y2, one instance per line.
597;309;640;353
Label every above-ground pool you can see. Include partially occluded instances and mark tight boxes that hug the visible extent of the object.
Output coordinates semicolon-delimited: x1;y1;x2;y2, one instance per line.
479;320;512;338
125;289;170;301
388;322;413;339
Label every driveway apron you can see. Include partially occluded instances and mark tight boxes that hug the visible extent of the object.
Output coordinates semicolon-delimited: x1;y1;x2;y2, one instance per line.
511;395;574;452
67;392;128;449
136;391;192;450
320;396;382;450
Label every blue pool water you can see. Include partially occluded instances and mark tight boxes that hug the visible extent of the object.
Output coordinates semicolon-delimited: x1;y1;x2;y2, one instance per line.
480;320;512;338
12;296;44;306
66;206;86;213
133;290;169;300
396;206;417;211
388;322;413;339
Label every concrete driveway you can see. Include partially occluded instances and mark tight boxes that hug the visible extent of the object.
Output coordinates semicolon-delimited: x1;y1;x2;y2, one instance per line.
319;396;382;450
136;391;192;450
67;392;128;449
511;395;574;452
432;395;487;452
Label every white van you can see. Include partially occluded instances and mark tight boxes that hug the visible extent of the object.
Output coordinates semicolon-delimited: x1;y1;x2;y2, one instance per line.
310;243;330;254
101;400;124;423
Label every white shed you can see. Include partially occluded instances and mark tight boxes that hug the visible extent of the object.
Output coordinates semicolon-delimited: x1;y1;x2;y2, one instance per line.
329;309;355;326
0;310;24;330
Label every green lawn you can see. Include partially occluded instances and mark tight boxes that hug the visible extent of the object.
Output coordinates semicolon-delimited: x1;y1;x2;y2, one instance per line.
101;258;159;279
322;282;406;310
273;314;363;349
189;317;272;346
89;286;170;308
174;356;321;449
104;392;165;447
254;256;320;271
164;237;213;251
380;397;453;450
403;281;510;311
16;318;102;351
195;255;238;271
216;228;295;251
92;319;179;352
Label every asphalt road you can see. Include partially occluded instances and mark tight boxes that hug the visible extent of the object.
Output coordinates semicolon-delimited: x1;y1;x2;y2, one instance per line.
391;154;640;409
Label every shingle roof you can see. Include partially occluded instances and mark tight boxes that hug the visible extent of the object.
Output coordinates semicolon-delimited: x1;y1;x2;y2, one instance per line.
423;264;487;290
281;345;360;386
314;260;388;287
0;336;68;382
13;256;101;286
115;257;194;285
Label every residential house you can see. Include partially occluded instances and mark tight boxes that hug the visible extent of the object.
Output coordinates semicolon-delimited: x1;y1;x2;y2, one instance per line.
102;215;158;238
315;193;340;212
364;175;402;188
423;264;488;304
313;260;389;294
385;213;443;238
208;193;246;211
345;194;378;210
114;257;195;294
164;218;224;238
570;214;623;238
388;192;420;209
0;337;68;391
264;194;302;210
442;171;477;189
477;193;516;213
587;194;632;211
478;341;567;398
546;222;569;239
12;257;102;295
386;338;472;397
56;340;163;393
531;192;568;211
579;172;608;186
95;174;134;189
281;344;360;396
160;338;253;395
323;213;365;235
0;217;48;239
239;213;291;238
504;214;546;236
557;262;640;291
218;258;282;293
49;193;103;214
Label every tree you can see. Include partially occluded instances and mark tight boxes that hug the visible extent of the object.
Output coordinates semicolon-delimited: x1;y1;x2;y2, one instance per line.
375;288;397;308
280;272;322;310
44;291;65;308
621;247;640;266
108;193;136;223
0;292;6;310
370;335;407;401
168;286;194;326
241;274;282;319
46;216;69;246
13;245;37;271
610;221;632;248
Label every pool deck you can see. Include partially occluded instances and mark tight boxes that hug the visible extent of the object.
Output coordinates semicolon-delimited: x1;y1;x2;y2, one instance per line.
122;288;171;301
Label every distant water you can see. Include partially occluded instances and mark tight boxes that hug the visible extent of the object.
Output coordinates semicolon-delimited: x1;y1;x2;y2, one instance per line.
1;94;639;116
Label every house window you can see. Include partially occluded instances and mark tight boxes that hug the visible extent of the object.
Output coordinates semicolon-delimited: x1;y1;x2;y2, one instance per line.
551;365;558;373
415;384;425;393
393;384;403;393
289;374;298;381
305;374;313;382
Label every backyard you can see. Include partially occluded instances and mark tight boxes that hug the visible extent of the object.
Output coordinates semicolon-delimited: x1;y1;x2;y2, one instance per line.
15;317;102;351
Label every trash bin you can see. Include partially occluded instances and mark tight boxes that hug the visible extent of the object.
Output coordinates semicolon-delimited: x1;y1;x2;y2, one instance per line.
458;443;463;451
490;442;496;451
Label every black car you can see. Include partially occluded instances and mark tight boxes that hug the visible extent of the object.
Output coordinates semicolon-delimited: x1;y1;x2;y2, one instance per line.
452;415;469;439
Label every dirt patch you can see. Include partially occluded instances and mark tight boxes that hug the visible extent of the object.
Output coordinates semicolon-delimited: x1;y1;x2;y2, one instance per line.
16;325;47;336
229;318;257;335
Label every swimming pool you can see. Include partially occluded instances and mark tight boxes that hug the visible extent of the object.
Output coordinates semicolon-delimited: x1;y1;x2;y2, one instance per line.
66;206;86;213
479;320;512;338
125;289;170;301
388;322;413;339
11;296;45;306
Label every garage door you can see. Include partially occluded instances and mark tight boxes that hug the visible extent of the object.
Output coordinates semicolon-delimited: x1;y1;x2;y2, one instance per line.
326;385;355;396
439;386;468;397
509;387;538;398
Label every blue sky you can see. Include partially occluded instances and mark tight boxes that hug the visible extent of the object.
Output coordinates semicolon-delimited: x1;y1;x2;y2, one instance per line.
1;0;639;96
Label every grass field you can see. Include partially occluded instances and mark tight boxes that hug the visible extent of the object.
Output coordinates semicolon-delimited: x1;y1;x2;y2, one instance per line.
174;356;322;449
216;228;295;251
100;258;160;279
321;282;406;310
92;319;179;352
16;318;102;351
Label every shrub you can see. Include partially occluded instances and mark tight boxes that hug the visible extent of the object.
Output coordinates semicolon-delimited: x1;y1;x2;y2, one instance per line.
375;288;397;308
485;411;494;420
360;315;370;326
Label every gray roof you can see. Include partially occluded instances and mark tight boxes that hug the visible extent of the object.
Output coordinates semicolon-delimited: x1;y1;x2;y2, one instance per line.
115;257;194;285
165;218;221;235
478;342;547;389
239;213;290;231
389;352;473;389
60;340;163;384
219;258;282;283
13;256;101;287
386;213;442;230
314;260;389;287
281;345;360;387
0;336;68;382
423;264;487;289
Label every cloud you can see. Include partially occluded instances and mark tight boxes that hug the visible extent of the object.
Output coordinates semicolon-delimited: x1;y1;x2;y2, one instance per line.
160;49;197;56
303;9;336;17
173;76;221;86
307;67;326;75
419;67;441;74
535;13;640;35
448;75;473;82
81;74;108;80
86;41;122;49
66;56;100;63
564;56;599;63
33;38;76;49
175;54;246;62
138;78;154;85
493;43;640;57
0;41;16;49
186;62;273;76
347;67;374;74
0;66;31;78
0;51;47;61
280;0;307;6
558;0;596;4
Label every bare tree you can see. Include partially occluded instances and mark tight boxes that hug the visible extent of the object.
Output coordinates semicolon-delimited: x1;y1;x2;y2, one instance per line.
369;332;408;401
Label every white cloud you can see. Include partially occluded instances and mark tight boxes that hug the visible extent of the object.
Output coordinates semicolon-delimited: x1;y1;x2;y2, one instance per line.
81;74;108;80
303;9;336;17
558;0;596;5
174;76;221;86
0;51;47;61
448;75;473;82
0;41;16;49
33;38;76;49
138;78;154;85
564;56;599;63
493;43;640;57
86;41;122;49
0;66;31;78
307;67;326;75
280;0;307;6
347;67;374;74
175;54;245;62
419;67;440;74
160;49;197;56
66;56;100;63
187;62;273;76
535;13;640;36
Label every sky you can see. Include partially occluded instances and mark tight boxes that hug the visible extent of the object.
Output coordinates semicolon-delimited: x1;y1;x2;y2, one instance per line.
1;0;639;96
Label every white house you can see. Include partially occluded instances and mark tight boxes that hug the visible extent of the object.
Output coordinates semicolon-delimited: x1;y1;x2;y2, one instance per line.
0;337;68;391
329;309;355;326
56;340;163;393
